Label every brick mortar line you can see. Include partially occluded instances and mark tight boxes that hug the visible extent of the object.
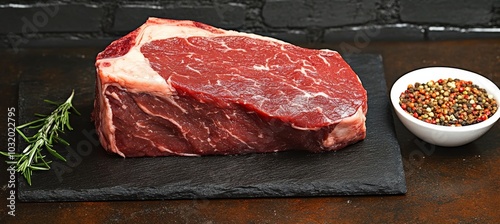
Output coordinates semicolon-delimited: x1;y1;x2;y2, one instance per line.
0;0;499;47
1;25;500;48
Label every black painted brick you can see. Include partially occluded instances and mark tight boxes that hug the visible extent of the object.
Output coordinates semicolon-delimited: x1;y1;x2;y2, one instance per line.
493;0;500;25
400;0;493;26
262;0;378;28
0;4;104;34
428;27;500;40
0;38;7;48
112;4;246;32
257;30;309;44
12;37;117;48
375;0;400;23
324;24;425;42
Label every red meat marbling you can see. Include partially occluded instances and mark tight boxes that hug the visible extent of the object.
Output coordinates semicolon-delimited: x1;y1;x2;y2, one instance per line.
93;18;367;157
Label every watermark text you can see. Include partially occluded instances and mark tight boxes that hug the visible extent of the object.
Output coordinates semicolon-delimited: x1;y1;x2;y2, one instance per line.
6;107;17;216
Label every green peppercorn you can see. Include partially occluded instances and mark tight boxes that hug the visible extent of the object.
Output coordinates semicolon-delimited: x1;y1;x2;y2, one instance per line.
399;78;497;126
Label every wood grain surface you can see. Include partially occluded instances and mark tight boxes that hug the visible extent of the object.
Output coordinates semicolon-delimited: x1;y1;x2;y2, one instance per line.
0;39;499;223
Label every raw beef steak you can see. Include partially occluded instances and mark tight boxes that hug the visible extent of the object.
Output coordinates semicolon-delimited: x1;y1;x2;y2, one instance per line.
93;17;367;157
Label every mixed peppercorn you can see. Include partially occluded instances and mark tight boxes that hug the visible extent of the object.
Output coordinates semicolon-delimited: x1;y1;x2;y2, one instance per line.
399;78;497;126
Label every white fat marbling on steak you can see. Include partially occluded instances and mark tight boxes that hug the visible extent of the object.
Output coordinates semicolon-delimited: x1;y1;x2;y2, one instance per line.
94;18;367;157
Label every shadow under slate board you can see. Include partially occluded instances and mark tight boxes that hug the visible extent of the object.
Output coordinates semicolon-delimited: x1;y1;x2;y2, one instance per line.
17;53;406;202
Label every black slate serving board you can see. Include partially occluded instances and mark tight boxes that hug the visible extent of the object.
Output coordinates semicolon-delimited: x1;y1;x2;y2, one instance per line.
18;53;406;202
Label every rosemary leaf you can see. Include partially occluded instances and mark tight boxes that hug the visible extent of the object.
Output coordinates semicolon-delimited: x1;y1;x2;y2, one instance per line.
1;90;79;186
29;165;50;171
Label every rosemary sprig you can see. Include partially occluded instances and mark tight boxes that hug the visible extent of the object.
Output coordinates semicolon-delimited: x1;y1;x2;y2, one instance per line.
0;90;80;185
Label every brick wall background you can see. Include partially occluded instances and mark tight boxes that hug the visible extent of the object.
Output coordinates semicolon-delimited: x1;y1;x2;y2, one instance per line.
0;0;499;49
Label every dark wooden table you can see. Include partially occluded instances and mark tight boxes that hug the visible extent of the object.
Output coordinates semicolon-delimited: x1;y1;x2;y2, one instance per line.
1;39;499;223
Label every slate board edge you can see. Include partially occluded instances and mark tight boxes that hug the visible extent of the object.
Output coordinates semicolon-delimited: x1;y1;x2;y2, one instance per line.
354;54;406;196
20;180;406;202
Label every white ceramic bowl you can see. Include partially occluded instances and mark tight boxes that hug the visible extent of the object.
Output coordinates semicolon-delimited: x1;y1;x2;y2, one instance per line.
390;67;500;147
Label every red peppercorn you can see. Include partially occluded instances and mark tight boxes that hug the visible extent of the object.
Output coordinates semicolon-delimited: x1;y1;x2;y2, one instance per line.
399;78;497;126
